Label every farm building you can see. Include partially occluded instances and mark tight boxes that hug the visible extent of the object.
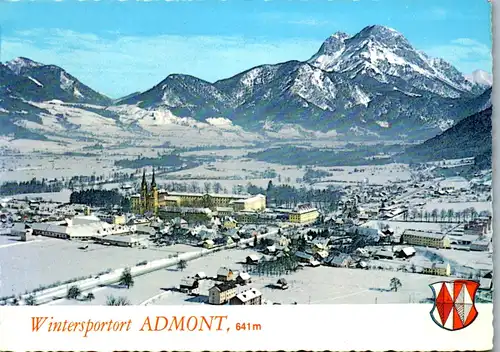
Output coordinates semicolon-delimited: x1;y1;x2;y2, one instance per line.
179;278;200;295
230;288;262;306
208;282;237;305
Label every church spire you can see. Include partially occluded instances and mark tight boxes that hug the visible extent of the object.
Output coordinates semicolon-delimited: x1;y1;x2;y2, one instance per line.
151;168;156;188
141;169;147;190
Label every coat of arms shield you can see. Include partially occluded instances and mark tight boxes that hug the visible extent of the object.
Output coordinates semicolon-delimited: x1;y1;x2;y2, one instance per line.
429;280;480;331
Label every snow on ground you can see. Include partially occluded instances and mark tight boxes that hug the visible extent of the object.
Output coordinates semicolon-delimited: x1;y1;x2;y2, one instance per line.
168;160;305;187
49;247;450;306
315;164;411;186
421;201;492;213
383;221;453;237
418;248;493;273
10;190;73;203
0;237;198;298
0;236;19;246
49;247;259;306
152;266;446;305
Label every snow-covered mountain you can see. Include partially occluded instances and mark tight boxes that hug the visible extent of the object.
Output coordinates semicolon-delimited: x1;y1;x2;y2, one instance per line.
465;69;493;87
122;25;489;139
2;57;111;105
1;25;492;143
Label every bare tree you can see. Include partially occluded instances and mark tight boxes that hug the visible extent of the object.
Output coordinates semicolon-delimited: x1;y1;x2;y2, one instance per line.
213;182;222;194
440;209;447;222
431;209;438;222
390;277;402;292
204;182;212;194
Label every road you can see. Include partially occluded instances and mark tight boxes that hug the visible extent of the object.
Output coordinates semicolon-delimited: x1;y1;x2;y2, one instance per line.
10;228;280;306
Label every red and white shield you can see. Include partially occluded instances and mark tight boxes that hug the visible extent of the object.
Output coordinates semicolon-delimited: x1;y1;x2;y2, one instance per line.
429;280;479;331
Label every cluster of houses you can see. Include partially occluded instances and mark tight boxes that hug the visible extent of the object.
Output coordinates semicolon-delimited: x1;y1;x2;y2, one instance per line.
178;266;262;305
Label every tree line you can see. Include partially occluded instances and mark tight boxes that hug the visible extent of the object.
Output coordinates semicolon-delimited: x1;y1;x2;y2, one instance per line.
70;189;130;210
403;207;491;223
0;178;63;196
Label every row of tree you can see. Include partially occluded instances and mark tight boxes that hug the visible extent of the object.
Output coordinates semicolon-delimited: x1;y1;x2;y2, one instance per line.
0;178;63;196
403;207;490;223
246;254;300;277
69;189;130;210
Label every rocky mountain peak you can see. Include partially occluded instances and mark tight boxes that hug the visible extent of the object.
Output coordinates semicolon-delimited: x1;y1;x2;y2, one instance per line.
6;57;44;75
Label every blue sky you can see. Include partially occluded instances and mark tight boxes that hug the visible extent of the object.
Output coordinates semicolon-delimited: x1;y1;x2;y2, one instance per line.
1;0;492;98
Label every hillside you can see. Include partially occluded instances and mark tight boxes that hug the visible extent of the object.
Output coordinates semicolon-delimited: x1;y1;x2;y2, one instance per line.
398;107;492;168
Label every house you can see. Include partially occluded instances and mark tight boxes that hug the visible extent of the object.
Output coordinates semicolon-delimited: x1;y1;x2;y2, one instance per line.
179;277;200;295
313;250;329;261
295;251;315;264
479;278;493;291
194;272;207;280
276;278;288;290
229;288;262;305
223;218;238;229
202;239;214;249
355;248;370;258
395;247;416;259
373;250;394;260
265;245;277;254
309;260;321;267
483;271;493;279
470;238;491;252
236;272;252;285
422;263;451;276
216;267;235;282
357;261;368;269
311;237;330;251
326;253;352;268
246;254;261;265
208;282;237;305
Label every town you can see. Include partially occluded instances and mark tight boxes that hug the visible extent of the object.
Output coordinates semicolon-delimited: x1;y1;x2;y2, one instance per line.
0;161;493;307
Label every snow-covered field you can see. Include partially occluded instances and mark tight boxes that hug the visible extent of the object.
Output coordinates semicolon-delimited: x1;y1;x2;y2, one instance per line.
419;248;493;273
48;247;449;306
381;221;452;237
0;237;198;298
315;164;411;186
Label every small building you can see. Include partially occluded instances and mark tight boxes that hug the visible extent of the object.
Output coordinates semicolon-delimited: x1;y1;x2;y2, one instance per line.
202;239;214;249
479;278;493;291
229;288;262;305
395;247;416;259
95;235;145;247
179;277;200;295
276;278;288;290
246;254;261;265
373;250;394;260
223;218;238;229
310;260;321;267
236;272;252;285
422;263;451;277
265;245;277;254
326;253;352;268
208;282;237;305
216;267;235;282
194;272;207;280
295;251;315;264
357;261;368;269
470;238;491;252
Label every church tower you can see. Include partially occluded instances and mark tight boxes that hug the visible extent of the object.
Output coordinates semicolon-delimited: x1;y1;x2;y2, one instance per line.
140;169;148;214
150;168;159;216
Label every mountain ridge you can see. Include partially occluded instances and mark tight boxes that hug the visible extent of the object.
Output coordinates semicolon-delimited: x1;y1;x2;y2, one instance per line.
119;24;489;139
1;24;492;142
